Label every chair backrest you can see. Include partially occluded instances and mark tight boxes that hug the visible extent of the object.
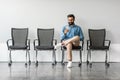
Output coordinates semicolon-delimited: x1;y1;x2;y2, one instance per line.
11;28;28;46
89;29;106;47
37;28;54;46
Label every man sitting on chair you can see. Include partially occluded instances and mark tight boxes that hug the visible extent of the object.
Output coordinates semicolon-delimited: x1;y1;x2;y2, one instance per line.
55;14;84;68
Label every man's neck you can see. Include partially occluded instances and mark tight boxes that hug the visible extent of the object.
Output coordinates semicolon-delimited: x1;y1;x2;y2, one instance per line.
69;24;75;27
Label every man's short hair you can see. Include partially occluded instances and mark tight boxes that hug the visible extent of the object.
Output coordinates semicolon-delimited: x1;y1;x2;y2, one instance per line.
67;14;75;20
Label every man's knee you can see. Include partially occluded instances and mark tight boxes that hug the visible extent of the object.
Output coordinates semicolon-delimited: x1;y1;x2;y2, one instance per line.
74;36;80;40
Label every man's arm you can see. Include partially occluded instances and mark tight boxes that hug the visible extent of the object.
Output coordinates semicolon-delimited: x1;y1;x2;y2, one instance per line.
61;26;66;40
79;27;84;41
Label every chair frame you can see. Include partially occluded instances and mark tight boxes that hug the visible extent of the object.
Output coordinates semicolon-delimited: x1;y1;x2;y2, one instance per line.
87;29;111;67
33;28;57;66
7;28;31;66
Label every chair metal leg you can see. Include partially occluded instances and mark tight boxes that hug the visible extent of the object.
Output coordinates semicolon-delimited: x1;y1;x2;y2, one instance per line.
108;50;110;66
105;50;107;63
108;50;110;63
52;50;56;65
28;50;31;65
54;50;56;64
35;50;38;65
89;50;92;67
25;50;27;65
105;50;110;66
87;50;90;65
61;49;65;65
79;50;82;67
8;50;12;66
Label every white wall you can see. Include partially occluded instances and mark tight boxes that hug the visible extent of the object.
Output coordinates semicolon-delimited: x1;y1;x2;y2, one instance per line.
0;0;120;62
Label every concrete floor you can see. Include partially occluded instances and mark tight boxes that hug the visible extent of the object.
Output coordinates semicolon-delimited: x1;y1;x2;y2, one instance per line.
0;62;120;80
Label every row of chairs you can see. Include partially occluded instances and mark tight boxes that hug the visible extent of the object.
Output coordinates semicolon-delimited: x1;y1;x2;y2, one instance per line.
7;28;111;67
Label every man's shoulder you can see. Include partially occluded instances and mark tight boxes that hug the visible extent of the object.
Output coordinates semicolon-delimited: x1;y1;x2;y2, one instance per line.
74;25;81;28
64;25;68;27
62;25;68;28
61;25;68;30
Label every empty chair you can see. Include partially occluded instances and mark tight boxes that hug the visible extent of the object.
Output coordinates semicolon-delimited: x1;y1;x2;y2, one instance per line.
87;29;111;67
7;28;31;66
33;28;57;66
61;40;84;67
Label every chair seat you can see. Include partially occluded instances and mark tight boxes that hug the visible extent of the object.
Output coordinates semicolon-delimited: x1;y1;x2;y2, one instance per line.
35;46;54;50
9;45;28;50
89;46;109;50
63;46;82;50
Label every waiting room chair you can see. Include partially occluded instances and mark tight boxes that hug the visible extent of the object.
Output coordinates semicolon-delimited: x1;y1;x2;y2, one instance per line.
33;28;57;66
87;29;111;67
7;28;31;66
61;40;84;67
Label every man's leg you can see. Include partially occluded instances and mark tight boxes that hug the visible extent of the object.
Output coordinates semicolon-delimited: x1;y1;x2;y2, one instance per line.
64;36;80;68
55;36;80;49
62;36;80;46
66;42;72;61
65;42;72;68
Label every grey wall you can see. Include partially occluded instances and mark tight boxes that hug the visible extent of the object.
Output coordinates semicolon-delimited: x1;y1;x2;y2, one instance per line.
0;0;120;62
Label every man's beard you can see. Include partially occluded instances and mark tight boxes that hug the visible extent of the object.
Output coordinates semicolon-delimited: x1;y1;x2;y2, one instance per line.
68;22;74;26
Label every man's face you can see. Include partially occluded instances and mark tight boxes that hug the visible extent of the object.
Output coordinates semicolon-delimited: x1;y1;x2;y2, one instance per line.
68;17;75;25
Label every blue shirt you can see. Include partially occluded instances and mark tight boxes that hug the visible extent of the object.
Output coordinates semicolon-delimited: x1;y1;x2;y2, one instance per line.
61;24;84;41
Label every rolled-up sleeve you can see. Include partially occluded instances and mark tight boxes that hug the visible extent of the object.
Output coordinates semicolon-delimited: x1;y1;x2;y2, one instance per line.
61;26;66;40
79;27;84;41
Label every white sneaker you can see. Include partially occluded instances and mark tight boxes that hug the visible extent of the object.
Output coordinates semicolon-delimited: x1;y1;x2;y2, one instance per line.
67;67;71;72
54;43;62;49
67;61;72;68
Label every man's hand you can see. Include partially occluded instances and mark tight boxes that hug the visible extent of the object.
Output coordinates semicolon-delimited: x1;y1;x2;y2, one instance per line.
64;29;69;35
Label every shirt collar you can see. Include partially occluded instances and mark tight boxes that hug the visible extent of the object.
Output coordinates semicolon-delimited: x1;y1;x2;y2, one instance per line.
68;24;75;27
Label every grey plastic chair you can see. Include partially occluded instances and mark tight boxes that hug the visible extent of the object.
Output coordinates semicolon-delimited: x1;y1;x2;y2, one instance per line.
7;28;31;66
87;29;111;67
34;28;57;66
61;40;84;67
